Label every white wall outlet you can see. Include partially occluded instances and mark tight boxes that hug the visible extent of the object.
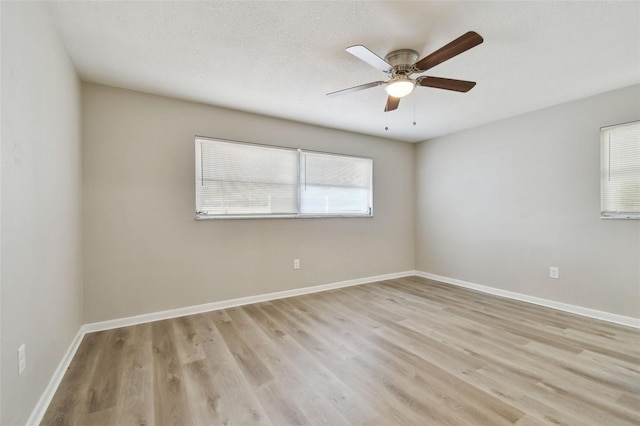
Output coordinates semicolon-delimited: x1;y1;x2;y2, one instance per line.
293;259;300;270
549;266;559;279
18;344;26;375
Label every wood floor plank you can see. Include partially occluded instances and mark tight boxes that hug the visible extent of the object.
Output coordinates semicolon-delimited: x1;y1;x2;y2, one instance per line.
255;380;312;426
114;340;154;425
87;327;130;413
214;316;274;388
285;296;521;425
41;331;107;425
258;300;426;424
289;294;525;424
245;300;379;424
82;407;116;426
182;359;224;424
41;276;640;425
151;320;193;425
272;334;381;425
171;315;207;364
513;414;554;426
399;312;638;417
227;307;352;426
275;298;451;423
460;365;587;425
192;312;273;426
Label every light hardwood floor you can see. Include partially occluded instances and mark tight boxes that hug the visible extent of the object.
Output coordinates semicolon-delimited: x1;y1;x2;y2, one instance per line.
42;276;640;425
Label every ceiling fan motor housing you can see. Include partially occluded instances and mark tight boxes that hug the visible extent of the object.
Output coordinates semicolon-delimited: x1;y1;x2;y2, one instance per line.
385;49;419;75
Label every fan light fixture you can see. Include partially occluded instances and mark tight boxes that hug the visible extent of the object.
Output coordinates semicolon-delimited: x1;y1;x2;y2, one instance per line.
385;76;415;98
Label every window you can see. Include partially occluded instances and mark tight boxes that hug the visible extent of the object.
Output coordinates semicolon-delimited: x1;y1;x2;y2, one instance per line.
300;151;373;216
600;121;640;219
195;136;373;219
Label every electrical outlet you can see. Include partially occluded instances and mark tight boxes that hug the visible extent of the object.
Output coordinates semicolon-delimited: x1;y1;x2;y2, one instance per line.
293;259;300;270
549;266;559;279
18;344;26;375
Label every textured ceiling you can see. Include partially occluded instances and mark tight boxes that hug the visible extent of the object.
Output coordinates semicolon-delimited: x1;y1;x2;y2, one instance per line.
48;1;640;143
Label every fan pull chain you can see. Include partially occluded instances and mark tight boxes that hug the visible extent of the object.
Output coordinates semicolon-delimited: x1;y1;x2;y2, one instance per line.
413;93;416;126
385;113;389;131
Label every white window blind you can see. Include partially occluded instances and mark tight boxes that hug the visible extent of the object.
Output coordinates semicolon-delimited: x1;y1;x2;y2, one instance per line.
196;137;298;217
600;121;640;219
300;151;373;215
195;137;373;219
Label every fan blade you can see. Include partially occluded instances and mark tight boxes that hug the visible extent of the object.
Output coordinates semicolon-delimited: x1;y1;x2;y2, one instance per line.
417;76;476;92
326;81;385;97
414;31;483;72
385;96;400;112
346;45;393;74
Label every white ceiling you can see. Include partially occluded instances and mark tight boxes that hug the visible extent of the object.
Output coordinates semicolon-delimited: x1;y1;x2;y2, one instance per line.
48;1;640;143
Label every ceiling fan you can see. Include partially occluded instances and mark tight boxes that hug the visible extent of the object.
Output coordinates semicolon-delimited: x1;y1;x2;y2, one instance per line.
327;31;484;112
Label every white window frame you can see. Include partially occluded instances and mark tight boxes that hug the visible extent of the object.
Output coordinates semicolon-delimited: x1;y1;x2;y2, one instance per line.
195;136;373;219
600;120;640;219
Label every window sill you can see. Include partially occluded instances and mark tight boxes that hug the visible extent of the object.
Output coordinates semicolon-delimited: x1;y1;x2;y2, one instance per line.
196;213;374;220
600;214;640;220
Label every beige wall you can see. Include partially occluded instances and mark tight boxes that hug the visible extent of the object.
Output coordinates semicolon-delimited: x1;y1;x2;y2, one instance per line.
1;3;83;425
416;85;640;318
82;83;415;323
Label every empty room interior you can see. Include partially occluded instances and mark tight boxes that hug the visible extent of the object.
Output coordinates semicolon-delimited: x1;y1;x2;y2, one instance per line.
2;1;640;425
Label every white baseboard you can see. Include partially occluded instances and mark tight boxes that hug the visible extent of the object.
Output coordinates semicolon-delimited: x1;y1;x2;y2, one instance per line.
25;327;85;426
415;271;640;329
82;270;416;333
